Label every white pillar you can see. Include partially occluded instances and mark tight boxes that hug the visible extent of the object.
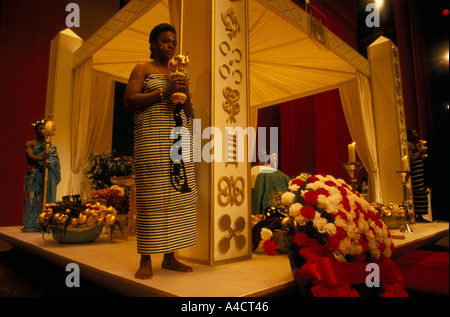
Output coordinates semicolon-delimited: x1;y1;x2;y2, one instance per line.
368;36;413;209
45;29;83;201
178;0;252;265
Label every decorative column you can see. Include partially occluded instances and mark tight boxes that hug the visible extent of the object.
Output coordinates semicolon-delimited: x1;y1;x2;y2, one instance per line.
45;29;83;201
368;36;413;210
178;0;251;265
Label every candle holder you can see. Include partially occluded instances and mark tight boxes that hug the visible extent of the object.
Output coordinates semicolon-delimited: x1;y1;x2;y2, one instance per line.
343;162;363;190
396;170;414;233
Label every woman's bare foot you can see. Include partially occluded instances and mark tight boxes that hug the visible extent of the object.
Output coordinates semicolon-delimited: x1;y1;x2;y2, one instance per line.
135;255;153;279
162;252;193;273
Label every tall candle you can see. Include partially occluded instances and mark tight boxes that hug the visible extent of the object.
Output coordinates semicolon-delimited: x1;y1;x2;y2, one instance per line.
401;155;408;171
348;142;356;162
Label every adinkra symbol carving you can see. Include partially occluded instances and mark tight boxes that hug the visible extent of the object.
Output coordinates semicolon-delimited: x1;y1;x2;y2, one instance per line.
221;7;240;40
222;86;241;124
218;214;246;254
217;175;245;207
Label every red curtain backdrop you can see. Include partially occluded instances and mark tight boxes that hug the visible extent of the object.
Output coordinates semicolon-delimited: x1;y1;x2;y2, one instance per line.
279;95;316;179
0;1;67;226
276;89;353;180
393;0;433;139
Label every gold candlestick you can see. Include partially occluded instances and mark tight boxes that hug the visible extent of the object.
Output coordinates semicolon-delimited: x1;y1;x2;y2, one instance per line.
396;170;414;232
343;161;363;190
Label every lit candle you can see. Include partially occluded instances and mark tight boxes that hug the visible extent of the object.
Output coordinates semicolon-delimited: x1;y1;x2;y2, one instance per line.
401;155;408;171
348;142;356;162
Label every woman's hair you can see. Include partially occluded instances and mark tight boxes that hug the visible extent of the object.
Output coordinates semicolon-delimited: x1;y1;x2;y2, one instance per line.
149;23;176;59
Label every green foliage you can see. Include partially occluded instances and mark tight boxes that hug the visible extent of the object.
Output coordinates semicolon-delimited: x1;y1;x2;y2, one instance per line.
85;149;134;190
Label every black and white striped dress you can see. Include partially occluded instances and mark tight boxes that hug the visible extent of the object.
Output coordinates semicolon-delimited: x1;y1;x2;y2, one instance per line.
410;148;428;215
134;73;197;255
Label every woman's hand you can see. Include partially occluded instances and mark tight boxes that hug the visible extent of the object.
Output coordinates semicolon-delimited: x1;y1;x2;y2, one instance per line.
165;76;188;96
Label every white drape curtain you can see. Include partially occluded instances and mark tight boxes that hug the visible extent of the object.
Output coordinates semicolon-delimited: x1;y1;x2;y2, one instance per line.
68;58;114;197
339;72;382;203
169;0;182;50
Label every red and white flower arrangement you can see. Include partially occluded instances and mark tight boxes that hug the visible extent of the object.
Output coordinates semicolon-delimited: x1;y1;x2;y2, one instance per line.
261;173;407;297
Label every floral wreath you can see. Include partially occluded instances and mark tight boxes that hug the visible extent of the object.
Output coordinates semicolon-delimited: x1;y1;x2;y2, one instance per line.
260;173;408;297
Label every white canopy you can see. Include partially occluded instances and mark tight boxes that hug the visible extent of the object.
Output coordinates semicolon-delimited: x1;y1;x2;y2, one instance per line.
73;0;370;109
68;0;381;203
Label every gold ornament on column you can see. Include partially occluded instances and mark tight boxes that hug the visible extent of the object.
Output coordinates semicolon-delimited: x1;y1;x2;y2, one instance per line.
168;52;190;104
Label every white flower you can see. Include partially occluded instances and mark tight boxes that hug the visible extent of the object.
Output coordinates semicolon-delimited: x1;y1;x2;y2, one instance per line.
338;237;352;255
317;195;329;210
358;217;369;234
306;182;321;191
367;240;381;259
295;215;307;226
289;184;300;192
281;191;296;205
299;173;311;181
260;228;273;241
325;223;337;236
383;239;393;258
334;217;347;230
313;216;328;233
289;203;302;217
346;221;357;239
349;243;363;256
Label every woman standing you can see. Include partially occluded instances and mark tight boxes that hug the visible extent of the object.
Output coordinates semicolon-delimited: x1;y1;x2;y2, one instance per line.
124;23;197;279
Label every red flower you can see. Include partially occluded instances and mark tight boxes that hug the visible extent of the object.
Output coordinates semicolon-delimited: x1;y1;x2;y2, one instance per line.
293;232;309;247
306;238;325;253
353;252;366;262
299;247;322;263
359;235;368;253
379;241;386;253
325;180;337;187
382;283;395;294
340;196;351;212
291;179;304;188
337;186;347;196
315;187;330;197
328;284;355;297
382;283;408;297
334;210;348;221
335;226;346;240
390;243;395;252
300;205;316;219
263;239;279;256
325;235;340;252
310;283;329;297
309;176;320;183
303;191;319;205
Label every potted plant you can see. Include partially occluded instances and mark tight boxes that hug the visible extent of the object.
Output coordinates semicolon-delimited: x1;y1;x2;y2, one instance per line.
85;149;134;190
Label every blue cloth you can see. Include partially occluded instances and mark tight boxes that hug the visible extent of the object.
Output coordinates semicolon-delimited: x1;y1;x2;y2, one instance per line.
22;142;61;232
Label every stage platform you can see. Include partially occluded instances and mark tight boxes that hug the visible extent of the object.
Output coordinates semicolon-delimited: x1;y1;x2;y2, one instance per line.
0;222;448;297
0;226;296;297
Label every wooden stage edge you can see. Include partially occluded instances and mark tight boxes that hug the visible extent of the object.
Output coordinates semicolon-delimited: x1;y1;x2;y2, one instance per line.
0;222;448;297
0;226;296;297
